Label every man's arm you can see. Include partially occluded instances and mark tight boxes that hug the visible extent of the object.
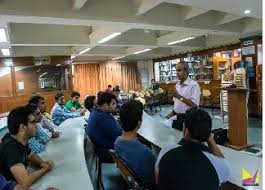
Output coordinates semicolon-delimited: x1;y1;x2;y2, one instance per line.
175;84;201;108
207;134;225;158
165;109;176;119
10;163;51;187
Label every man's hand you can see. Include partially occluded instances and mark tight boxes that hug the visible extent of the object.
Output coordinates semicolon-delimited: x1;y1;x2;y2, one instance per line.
40;160;54;172
51;131;60;138
207;133;215;145
175;90;181;99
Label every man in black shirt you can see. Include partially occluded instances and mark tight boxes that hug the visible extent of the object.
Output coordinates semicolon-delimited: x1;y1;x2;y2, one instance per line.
0;106;54;188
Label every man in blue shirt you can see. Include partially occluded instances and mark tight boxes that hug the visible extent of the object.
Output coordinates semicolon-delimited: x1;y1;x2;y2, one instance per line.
114;100;156;185
51;93;85;126
86;92;122;162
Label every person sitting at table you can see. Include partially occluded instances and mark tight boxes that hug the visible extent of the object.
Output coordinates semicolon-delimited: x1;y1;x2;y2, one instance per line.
51;92;85;126
114;100;156;185
85;92;122;162
105;84;113;93
112;87;123;108
0;106;54;187
155;109;230;190
65;91;85;112
26;104;50;153
29;96;59;138
84;95;97;112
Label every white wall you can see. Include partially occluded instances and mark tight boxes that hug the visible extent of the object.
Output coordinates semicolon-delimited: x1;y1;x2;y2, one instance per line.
137;60;154;89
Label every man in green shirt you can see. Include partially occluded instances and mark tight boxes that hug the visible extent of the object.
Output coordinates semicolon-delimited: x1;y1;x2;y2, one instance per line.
65;91;83;112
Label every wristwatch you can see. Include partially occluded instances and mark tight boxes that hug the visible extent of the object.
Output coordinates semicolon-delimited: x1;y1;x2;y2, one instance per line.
179;97;184;102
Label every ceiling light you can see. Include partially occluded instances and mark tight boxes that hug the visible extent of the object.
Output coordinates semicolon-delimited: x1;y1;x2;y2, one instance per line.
244;9;251;14
98;32;121;43
133;49;152;55
1;49;10;56
79;47;91;55
167;37;195;45
0;29;7;42
56;64;61;66
112;56;125;60
71;55;77;59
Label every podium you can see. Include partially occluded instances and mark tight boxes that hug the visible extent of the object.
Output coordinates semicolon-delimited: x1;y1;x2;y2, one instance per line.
221;88;251;150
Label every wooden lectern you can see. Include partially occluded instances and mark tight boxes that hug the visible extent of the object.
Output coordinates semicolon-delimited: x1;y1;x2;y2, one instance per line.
221;87;251;150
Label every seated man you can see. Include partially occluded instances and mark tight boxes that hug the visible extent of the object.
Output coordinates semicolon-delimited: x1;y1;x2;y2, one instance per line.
84;95;97;112
114;100;156;185
0;106;54;187
29;95;59;138
85;92;122;162
26;104;50;153
105;85;113;93
156;109;231;190
65;91;84;112
51;93;85;126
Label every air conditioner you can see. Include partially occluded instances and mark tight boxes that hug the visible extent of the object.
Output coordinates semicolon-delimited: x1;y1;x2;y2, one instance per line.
34;56;51;66
40;78;55;88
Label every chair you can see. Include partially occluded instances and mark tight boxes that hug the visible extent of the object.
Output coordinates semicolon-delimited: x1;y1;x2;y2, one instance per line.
84;140;105;190
109;149;145;190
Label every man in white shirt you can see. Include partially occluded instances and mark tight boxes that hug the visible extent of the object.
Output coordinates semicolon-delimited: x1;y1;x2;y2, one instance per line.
165;62;201;130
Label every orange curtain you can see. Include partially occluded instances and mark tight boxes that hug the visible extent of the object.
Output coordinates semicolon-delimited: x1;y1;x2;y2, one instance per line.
73;64;100;98
73;62;141;98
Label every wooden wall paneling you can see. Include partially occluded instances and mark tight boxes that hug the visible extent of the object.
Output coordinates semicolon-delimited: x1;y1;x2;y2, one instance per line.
0;91;72;114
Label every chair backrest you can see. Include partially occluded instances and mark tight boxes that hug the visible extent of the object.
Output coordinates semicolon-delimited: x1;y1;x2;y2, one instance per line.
202;89;211;97
109;149;142;186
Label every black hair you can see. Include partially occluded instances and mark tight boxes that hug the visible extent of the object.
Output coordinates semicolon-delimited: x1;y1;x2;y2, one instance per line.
29;95;44;105
113;88;120;93
25;104;38;113
108;85;112;88
71;91;80;98
120;100;143;132
8;106;34;135
55;92;64;101
184;109;212;142
97;92;116;106
84;96;96;111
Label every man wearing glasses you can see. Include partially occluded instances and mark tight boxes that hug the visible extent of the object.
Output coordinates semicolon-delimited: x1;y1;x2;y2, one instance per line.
0;106;54;188
165;62;201;130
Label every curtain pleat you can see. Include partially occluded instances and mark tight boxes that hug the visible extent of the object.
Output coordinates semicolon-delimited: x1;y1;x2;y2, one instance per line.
73;62;141;98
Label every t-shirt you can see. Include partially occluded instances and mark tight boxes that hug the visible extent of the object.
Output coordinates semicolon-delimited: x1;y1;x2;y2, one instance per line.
114;136;156;184
0;133;31;181
0;175;16;190
65;100;81;110
85;108;122;162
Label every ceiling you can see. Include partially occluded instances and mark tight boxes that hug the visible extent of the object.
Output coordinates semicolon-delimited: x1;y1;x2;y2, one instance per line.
0;0;262;63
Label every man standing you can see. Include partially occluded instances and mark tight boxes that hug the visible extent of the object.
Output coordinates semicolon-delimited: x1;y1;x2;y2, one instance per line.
0;106;54;187
51;93;85;126
156;109;230;190
165;62;201;130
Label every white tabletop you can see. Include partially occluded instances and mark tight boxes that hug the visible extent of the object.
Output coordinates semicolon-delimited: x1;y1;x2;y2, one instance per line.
139;112;262;189
30;115;94;190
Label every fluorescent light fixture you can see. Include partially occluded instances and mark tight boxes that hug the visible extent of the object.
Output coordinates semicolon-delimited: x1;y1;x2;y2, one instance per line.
167;37;195;45
244;9;251;14
98;32;121;44
1;49;10;56
0;29;7;42
56;64;61;66
133;48;152;55
71;55;77;59
79;47;91;55
112;56;125;60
